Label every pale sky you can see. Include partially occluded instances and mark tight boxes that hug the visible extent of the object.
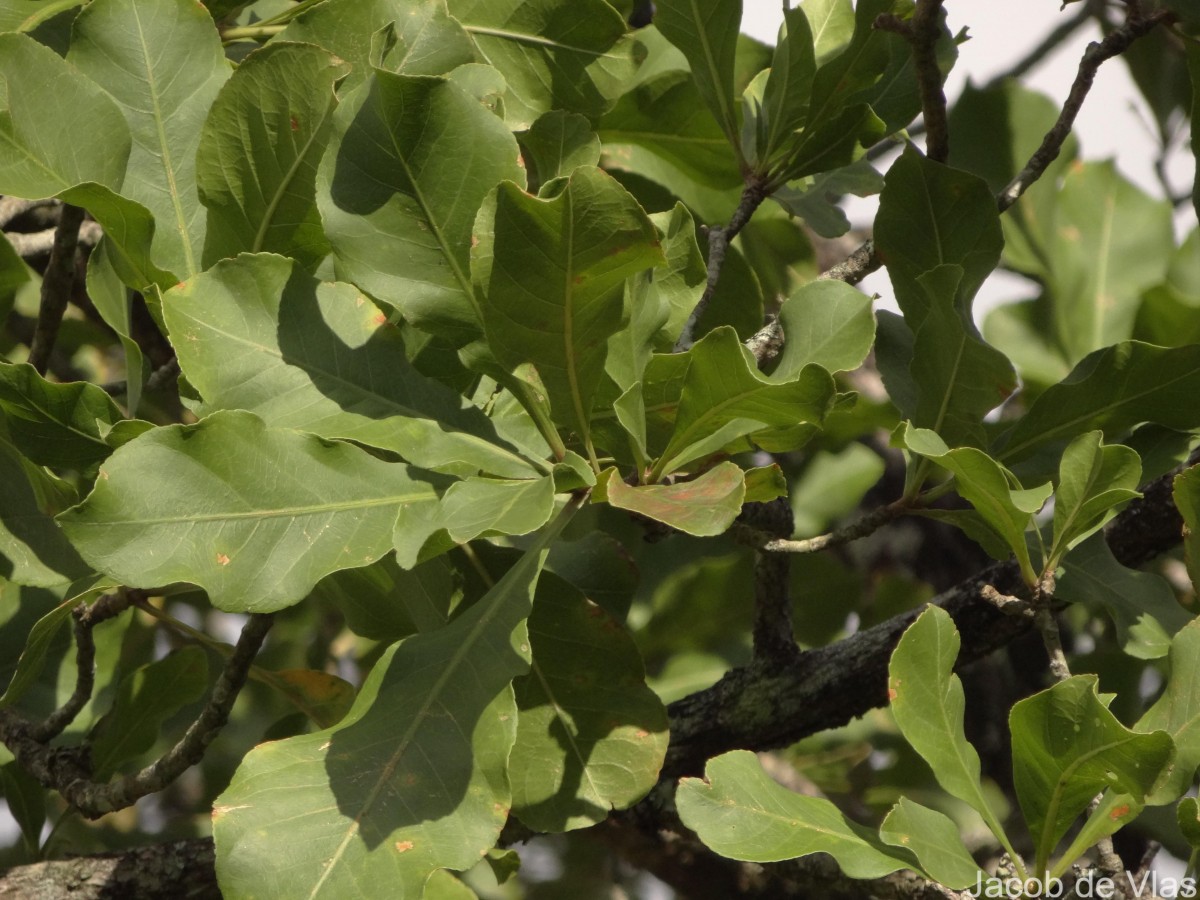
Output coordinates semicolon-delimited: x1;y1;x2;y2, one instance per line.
741;2;1196;313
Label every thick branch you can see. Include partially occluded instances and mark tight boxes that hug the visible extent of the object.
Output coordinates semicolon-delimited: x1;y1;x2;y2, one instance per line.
662;459;1186;778
5;220;102;258
26;204;86;375
0;838;219;900
740;499;800;666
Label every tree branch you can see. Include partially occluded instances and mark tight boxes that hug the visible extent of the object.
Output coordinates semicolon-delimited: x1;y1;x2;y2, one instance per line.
749;3;1172;364
735;497;909;555
877;0;950;163
0;838;219;900
661;458;1187;778
0;612;274;819
740;499;800;666
675;177;770;352
29;593;131;744
997;7;1176;212
5;220;102;258
26;204;85;375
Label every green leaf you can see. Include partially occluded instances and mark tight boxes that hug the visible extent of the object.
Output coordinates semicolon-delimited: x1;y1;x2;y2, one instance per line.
908;266;1016;448
476;167;664;452
743;464;788;504
1020;161;1174;366
1175;465;1200;594
212;504;574;900
770;280;874;378
0;362;124;470
393;475;557;568
597;72;742;193
520;111;601;187
280;0;476;88
654;327;834;478
58;410;441;613
649;0;741;151
164;253;538;478
197;43;349;269
879;797;982;890
0;762;45;858
0;429;90;588
777;102;884;183
803;0;896;145
423;870;477;900
509;576;667;832
442;477;557;545
888;605;1018;860
1049;431;1141;562
0;32;129;197
313;555;458;642
894;425;1050;583
1055;534;1190;661
447;0;641;129
1179;798;1200;862
999;342;1200;463
605;203;706;395
789;445;884;537
875;145;1003;321
603;461;745;537
1137;619;1200;804
69;0;231;279
759;8;817;164
771;157;883;238
1010;675;1174;872
676;749;914;875
88;645;209;779
86;242;145;414
318;70;525;343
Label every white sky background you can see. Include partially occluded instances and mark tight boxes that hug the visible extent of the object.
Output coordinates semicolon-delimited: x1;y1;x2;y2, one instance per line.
742;1;1198;315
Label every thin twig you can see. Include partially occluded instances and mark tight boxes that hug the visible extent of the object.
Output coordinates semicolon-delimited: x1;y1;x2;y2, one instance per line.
736;497;909;555
747;5;1171;366
0;612;274;819
998;8;1176;212
29;593;132;743
27;204;86;375
73;612;274;817
675;177;770;352
877;0;950;162
1034;573;1071;682
5;220;102;258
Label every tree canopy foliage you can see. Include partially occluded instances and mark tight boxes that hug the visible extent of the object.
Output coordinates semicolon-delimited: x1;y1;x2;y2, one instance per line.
0;0;1199;897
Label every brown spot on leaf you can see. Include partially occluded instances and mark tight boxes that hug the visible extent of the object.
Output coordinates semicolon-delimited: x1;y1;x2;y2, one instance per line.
887;688;897;701
636;729;649;739
216;553;231;566
395;841;414;853
290;116;299;132
371;311;387;327
1110;804;1131;820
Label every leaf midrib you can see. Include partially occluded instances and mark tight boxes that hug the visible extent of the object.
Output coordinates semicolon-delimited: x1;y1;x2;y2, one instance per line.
131;3;196;276
70;492;430;527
